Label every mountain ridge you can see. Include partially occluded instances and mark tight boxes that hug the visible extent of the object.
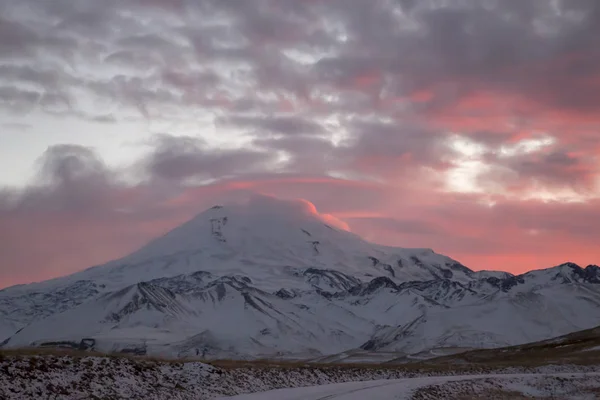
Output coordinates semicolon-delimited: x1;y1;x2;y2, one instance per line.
1;196;599;360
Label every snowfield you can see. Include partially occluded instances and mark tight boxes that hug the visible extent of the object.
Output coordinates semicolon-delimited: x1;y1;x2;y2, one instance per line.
1;353;600;399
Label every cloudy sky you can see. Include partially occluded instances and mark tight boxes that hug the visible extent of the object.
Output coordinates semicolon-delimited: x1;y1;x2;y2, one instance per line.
1;0;600;288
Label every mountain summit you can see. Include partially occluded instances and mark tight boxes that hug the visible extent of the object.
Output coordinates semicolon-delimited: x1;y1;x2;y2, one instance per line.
61;195;475;291
1;196;599;360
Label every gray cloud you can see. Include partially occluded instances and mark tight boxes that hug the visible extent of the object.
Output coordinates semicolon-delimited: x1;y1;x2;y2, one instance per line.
0;17;39;59
223;115;325;136
6;145;117;215
2;0;598;104
481;149;597;192
0;65;64;90
0;86;40;112
145;134;276;182
0;135;277;219
2;122;32;131
253;135;336;174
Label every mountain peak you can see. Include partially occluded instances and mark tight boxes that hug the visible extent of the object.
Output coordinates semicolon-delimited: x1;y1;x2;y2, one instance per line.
51;195;474;292
156;196;352;250
127;195;354;261
1;196;599;360
197;196;349;229
503;261;600;289
557;262;582;269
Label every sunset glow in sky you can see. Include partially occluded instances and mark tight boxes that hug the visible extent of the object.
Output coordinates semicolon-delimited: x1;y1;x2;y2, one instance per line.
1;0;600;288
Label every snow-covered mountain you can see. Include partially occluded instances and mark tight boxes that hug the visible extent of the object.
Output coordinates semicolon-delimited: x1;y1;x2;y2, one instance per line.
1;196;599;360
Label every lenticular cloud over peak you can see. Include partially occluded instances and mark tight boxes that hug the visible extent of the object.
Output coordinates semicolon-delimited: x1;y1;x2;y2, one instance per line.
221;195;351;232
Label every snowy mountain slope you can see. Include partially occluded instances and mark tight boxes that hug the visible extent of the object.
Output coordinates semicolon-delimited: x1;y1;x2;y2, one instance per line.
1;196;600;360
361;282;600;354
51;198;476;290
4;273;376;358
0;197;473;329
0;319;17;346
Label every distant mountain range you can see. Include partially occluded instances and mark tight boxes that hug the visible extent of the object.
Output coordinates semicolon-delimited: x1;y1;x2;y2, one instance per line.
1;197;599;360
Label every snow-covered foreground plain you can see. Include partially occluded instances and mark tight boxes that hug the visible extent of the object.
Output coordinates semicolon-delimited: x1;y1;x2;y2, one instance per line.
1;352;600;399
220;373;600;400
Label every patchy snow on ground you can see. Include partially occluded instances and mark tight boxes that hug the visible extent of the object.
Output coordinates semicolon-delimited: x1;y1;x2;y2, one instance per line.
0;355;217;399
1;353;600;399
411;373;600;399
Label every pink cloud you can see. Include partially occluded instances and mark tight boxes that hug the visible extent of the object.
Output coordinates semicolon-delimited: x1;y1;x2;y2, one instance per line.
2;170;599;289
